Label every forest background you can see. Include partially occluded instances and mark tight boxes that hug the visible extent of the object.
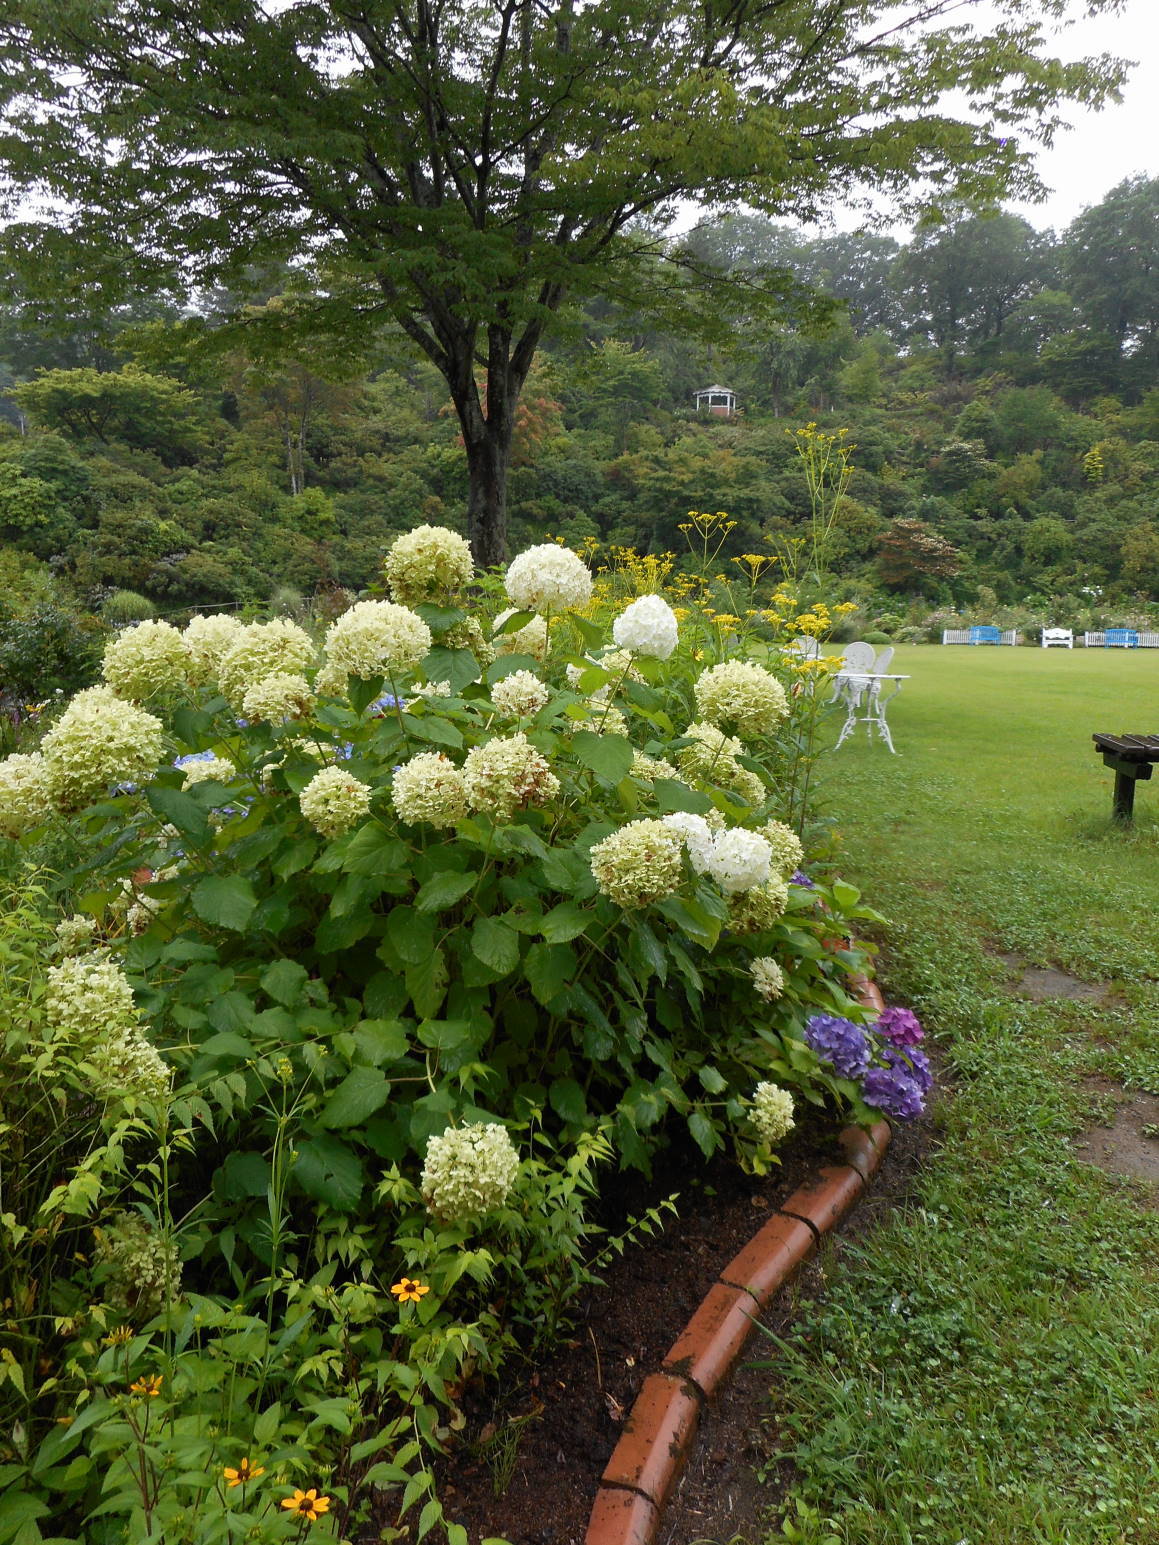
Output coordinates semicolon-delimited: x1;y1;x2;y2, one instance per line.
3;176;1159;699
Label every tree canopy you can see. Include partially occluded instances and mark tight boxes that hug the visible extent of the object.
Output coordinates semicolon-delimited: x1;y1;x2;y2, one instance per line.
0;0;1127;560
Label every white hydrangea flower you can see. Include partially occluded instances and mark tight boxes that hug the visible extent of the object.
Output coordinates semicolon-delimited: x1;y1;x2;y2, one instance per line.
177;753;236;789
0;752;54;838
504;543;593;614
661;812;716;874
565;649;642;700
217;620;317;710
490;670;550;718
324;600;432;680
693;661;789;739
414;679;453;699
727;873;790;933
391;752;468;829
759;820;804;878
629;751;680;784
492;609;549;661
612;594;679;660
41;687;166;810
445;616;495;667
462;733;560;821
298;765;373;838
45;953;139;1040
384;523;474;604
241;672;317;725
102;619;191;701
93;1024;172;1101
54;913;98;956
677;721;766;806
750;956;786;1002
421;1122;521;1222
183;613;245;685
705;828;773;894
94;1213;181;1315
574;700;628;737
751;1081;795;1146
590;818;684;909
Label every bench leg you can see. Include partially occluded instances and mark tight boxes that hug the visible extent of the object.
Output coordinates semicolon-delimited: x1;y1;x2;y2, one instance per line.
1113;771;1137;821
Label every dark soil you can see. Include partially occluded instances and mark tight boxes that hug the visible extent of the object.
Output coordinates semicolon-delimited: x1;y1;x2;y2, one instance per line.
402;1100;936;1545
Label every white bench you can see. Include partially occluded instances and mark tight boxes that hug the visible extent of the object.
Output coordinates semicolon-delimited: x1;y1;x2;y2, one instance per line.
1041;628;1073;649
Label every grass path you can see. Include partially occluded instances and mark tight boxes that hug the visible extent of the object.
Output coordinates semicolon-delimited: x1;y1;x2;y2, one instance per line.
758;647;1159;1545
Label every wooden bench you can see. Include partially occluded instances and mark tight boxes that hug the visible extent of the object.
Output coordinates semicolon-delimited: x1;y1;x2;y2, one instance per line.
1092;733;1159;820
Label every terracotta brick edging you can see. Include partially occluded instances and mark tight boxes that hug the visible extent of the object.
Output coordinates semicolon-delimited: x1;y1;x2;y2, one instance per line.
585;977;890;1545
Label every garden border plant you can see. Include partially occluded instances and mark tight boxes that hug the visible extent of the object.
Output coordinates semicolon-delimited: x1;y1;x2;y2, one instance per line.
0;518;929;1544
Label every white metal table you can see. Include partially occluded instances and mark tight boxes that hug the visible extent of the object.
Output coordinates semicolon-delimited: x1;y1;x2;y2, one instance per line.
833;673;910;754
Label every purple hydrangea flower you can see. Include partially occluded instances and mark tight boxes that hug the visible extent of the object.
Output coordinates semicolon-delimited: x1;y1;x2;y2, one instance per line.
881;1043;932;1094
371;693;405;715
790;870;815;889
804;1014;871;1079
861;1065;925;1121
876;1005;924;1047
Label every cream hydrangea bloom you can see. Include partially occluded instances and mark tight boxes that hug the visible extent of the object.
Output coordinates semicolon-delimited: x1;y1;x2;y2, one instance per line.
504;543;592;614
241;673;316;725
45;953;139;1040
566;648;642;700
490;670;550;718
750;956;786;1002
629;751;680;784
693;661;789;738
41;687;165;809
727;873;790;933
94;1213;181;1315
384;523;474;604
178;753;236;789
759;819;804;878
0;752;54;837
492;609;548;661
751;1082;795;1145
462;733;560;821
612;594;679;660
705;828;773;894
54;913;99;956
298;765;373;838
590;818;684;908
421;1122;521;1223
102;620;191;701
217;620;317;710
574;700;628;737
92;1025;172;1102
661;812;716;874
324;600;432;680
677;722;765;806
313;658;350;699
183;613;245;685
444;616;495;667
391;752;468;829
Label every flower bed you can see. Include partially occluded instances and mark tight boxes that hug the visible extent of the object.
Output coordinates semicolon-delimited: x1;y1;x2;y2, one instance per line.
0;523;927;1543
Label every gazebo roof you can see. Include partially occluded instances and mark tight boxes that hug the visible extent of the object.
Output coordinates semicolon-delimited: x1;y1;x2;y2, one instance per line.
695;384;734;395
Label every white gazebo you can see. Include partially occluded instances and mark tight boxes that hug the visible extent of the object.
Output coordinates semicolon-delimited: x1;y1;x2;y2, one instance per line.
693;384;737;417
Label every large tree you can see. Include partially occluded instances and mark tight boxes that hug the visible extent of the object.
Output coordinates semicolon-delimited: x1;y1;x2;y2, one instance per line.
0;0;1124;563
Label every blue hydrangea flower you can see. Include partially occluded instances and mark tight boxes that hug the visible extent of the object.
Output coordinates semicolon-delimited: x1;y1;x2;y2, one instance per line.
881;1043;932;1093
803;1014;871;1079
861;1065;925;1121
173;750;216;768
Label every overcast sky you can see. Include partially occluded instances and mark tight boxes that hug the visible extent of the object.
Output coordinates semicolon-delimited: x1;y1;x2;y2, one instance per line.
1004;0;1159;231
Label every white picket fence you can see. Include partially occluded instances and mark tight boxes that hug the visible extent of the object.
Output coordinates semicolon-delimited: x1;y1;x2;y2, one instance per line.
942;628;1020;646
1083;631;1159;648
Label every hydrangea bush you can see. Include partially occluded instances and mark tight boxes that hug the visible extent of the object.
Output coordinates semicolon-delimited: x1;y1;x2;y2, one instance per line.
0;523;916;1540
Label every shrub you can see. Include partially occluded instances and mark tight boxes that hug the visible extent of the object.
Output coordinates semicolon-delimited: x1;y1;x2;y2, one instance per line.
0;527;891;1540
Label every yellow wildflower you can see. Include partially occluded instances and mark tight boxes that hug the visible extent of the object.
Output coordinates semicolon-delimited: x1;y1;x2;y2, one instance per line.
224;1458;266;1488
281;1489;331;1521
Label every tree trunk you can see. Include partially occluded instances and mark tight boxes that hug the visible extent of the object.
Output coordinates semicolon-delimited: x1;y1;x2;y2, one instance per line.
463;426;511;569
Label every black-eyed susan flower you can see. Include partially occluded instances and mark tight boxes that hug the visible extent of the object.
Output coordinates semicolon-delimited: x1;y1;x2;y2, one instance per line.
390;1277;430;1303
129;1374;163;1397
223;1457;265;1488
280;1488;331;1520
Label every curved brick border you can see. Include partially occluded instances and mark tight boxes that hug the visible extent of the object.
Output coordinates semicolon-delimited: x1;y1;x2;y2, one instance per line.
585;978;889;1545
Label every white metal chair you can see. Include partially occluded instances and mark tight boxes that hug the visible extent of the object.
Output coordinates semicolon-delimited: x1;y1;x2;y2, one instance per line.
830;641;876;702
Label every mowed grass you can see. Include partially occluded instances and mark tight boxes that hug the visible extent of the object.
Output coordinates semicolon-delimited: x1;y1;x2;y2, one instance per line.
756;646;1159;1545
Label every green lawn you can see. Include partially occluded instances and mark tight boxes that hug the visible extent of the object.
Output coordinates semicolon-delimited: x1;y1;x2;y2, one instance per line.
757;645;1159;1545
